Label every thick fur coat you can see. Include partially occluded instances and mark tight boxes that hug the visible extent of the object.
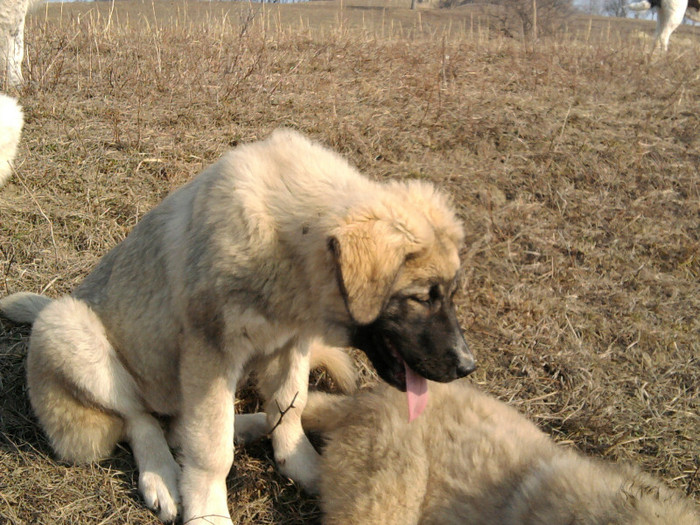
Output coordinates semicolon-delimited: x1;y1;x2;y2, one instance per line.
301;375;699;524
1;129;473;524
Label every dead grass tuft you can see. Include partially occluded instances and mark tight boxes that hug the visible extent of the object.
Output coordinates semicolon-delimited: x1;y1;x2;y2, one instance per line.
1;1;698;523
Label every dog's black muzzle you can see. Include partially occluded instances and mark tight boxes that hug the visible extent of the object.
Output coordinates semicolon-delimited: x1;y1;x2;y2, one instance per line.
402;307;476;383
351;295;476;391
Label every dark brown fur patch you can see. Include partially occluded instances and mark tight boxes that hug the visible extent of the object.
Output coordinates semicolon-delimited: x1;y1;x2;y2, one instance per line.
187;291;224;348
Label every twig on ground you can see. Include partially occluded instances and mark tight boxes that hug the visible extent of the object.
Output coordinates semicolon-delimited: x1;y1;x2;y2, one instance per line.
267;391;299;437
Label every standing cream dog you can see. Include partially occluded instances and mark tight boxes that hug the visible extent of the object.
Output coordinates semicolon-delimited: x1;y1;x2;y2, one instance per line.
0;129;475;524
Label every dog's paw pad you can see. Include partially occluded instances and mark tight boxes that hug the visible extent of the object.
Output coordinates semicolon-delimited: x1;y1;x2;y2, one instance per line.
140;470;181;522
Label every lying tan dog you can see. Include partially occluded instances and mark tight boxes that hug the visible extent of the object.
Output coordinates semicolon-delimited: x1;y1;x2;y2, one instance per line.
235;347;699;524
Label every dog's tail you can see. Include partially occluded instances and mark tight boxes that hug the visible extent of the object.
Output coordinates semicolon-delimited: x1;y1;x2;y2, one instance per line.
309;341;358;394
627;1;652;11
0;292;53;324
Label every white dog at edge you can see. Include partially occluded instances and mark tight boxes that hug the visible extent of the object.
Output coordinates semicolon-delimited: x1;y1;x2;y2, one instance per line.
628;0;700;52
0;92;23;184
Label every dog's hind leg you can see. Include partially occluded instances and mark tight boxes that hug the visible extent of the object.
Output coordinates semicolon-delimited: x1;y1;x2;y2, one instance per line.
253;338;320;493
28;297;180;521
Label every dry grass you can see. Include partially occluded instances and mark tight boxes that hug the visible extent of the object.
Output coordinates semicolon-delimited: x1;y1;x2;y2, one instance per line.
1;1;699;523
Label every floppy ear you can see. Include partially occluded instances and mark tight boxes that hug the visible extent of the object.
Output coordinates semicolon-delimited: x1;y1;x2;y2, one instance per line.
328;219;423;325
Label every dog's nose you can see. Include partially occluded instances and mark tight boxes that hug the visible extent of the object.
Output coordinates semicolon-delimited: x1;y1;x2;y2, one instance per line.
456;354;477;377
454;337;476;377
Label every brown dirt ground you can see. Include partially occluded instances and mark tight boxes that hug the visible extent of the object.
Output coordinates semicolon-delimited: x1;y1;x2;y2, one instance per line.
0;1;698;523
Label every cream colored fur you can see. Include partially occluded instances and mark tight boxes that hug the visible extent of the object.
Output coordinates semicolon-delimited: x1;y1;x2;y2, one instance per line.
308;340;358;395
298;354;699;524
0;92;23;184
0;129;464;524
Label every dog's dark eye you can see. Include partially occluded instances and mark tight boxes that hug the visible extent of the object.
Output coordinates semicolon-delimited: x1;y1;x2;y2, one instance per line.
408;295;431;307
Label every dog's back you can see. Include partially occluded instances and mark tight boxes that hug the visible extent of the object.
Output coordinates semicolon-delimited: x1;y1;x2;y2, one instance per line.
304;380;699;524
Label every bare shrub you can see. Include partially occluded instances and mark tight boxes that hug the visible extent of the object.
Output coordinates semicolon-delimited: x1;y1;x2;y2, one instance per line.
603;0;629;17
439;0;575;38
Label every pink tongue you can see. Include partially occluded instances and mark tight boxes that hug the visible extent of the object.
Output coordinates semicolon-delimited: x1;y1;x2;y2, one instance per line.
405;361;429;422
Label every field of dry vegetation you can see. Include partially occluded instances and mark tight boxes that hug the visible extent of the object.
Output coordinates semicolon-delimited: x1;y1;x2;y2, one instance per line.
0;0;698;523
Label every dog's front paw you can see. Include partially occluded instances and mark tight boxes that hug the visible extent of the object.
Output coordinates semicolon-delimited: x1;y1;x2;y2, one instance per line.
276;436;321;493
139;461;181;522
